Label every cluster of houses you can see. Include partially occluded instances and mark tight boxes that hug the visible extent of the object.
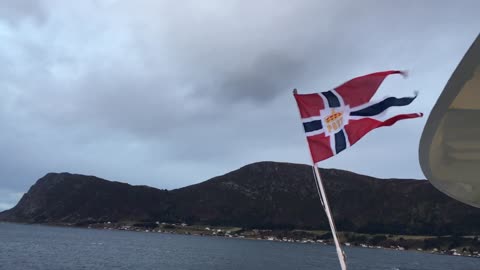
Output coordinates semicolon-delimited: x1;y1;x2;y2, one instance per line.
85;221;480;258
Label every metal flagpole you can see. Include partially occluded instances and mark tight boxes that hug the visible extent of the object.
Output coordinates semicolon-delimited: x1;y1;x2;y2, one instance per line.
312;165;347;270
293;88;347;270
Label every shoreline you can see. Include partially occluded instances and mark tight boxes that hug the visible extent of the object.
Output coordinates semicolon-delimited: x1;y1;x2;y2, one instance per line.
2;221;479;258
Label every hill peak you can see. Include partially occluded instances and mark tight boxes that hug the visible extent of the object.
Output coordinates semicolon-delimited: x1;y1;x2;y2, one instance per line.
2;161;480;235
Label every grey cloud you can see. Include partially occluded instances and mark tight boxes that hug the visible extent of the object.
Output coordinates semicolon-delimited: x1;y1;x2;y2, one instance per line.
0;0;48;25
151;0;480;105
0;0;479;209
214;52;306;102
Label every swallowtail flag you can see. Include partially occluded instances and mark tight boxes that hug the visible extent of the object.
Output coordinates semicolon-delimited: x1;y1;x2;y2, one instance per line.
294;70;423;164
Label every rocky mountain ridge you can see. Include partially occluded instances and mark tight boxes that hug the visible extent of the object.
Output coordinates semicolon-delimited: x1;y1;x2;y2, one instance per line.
2;161;480;235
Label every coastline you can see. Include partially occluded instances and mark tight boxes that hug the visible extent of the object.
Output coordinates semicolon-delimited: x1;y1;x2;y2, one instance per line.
2;221;479;258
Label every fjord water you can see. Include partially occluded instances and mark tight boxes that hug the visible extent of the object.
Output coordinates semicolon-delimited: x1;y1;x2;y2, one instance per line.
0;223;477;270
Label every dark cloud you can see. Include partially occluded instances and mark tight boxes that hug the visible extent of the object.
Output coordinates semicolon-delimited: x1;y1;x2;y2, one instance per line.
0;0;47;25
214;52;306;102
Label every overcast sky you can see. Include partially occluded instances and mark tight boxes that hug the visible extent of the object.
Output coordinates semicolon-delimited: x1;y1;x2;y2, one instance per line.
0;0;479;211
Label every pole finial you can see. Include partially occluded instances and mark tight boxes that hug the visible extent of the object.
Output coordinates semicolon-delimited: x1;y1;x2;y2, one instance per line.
293;88;298;95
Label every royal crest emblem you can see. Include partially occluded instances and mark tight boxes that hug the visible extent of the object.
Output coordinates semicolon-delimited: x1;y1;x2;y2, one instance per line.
321;106;350;136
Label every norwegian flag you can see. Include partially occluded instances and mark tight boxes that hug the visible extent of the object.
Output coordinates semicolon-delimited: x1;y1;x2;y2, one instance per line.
294;70;423;164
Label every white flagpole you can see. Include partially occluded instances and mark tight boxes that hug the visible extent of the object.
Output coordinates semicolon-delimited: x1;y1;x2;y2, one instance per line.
293;88;347;270
312;165;347;270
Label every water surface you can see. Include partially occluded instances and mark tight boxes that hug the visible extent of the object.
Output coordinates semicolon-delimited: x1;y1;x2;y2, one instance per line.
0;223;477;270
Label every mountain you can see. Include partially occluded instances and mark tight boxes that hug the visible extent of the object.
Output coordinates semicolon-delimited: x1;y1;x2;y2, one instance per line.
1;161;480;235
0;173;175;224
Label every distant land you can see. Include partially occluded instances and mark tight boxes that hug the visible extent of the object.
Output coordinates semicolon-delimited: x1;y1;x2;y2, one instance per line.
2;161;480;235
2;161;480;256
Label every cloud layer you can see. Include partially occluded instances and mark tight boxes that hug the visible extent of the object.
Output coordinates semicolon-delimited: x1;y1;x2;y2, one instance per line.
0;0;479;210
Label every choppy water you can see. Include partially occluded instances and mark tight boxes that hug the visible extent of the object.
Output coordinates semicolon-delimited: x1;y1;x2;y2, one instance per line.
0;223;478;270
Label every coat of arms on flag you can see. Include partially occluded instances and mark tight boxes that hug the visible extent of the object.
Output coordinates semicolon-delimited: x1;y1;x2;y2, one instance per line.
294;70;423;164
